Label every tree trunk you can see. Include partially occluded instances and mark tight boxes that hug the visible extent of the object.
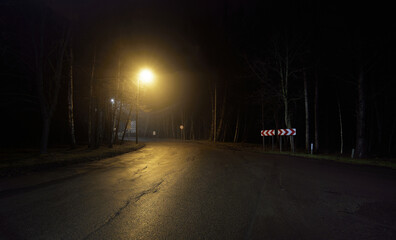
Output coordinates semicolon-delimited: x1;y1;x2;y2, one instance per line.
113;100;122;143
36;20;69;154
375;101;382;153
36;20;47;153
261;95;265;149
355;69;367;158
113;58;122;144
109;101;114;148
283;96;294;152
121;104;133;143
279;52;294;152
171;113;175;138
190;119;195;140
303;69;309;153
233;107;240;143
216;87;226;140
242;109;248;142
88;48;96;148
96;109;103;147
144;115;150;137
68;44;76;148
209;83;216;142
214;83;217;142
222;121;228;142
388;118;396;155
314;74;319;153
165;114;169;138
274;112;280;147
40;118;51;154
337;92;343;155
261;94;265;130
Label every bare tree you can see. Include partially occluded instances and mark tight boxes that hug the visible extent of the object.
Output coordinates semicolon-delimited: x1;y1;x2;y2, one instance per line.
355;69;367;158
247;34;302;152
273;40;301;152
303;69;309;153
215;84;227;141
209;81;217;142
68;41;76;148
314;73;319;153
35;13;70;154
337;92;344;155
233;106;240;143
88;48;96;148
121;104;133;143
113;58;122;144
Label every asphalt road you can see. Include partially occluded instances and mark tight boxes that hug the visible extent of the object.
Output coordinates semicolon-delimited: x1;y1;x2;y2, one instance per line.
1;141;396;240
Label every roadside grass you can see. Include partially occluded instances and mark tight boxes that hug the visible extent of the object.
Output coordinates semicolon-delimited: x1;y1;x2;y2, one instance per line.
200;141;396;170
0;141;144;177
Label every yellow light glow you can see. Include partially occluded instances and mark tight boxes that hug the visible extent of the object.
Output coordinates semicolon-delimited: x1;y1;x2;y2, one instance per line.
139;69;154;84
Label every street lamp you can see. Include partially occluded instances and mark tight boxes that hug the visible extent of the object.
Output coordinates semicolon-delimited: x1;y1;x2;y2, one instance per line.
136;68;154;144
139;69;154;84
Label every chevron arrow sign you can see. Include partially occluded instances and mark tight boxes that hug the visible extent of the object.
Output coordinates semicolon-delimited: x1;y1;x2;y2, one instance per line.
261;130;275;136
277;128;296;136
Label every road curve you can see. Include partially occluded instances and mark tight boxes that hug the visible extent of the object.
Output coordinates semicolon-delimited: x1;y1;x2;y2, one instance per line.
0;141;395;239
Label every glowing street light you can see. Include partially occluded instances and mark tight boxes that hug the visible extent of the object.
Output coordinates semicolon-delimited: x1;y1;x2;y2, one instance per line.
139;69;154;84
136;68;154;144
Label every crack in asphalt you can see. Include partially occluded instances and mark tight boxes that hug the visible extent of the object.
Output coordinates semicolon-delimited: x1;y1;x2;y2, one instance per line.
134;165;148;174
134;179;164;202
83;179;164;240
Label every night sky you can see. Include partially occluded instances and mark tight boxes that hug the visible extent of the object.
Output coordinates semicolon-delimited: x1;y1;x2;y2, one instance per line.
1;0;395;156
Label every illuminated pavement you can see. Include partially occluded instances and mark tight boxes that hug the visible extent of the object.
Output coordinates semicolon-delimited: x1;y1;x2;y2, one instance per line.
0;141;396;239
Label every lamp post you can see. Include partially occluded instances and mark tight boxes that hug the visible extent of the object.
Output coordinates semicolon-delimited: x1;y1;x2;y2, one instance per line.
110;98;115;146
136;69;154;144
136;78;140;144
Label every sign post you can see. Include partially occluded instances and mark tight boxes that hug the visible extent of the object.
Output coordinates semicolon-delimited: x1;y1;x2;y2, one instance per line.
277;128;296;152
261;130;275;151
272;135;274;151
280;136;282;152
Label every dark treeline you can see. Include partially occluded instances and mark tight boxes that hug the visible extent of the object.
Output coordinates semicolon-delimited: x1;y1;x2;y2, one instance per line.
1;0;395;158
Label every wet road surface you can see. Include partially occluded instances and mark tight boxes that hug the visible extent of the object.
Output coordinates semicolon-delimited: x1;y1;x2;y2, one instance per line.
1;141;396;239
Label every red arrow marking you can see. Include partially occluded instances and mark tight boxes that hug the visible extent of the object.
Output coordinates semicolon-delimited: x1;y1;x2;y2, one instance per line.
262;130;276;136
278;128;297;136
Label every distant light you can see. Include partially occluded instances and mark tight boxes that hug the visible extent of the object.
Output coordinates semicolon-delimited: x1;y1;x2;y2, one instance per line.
110;98;115;104
139;69;154;84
